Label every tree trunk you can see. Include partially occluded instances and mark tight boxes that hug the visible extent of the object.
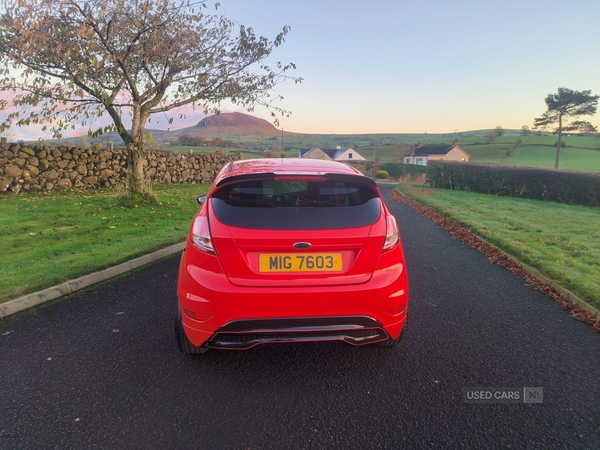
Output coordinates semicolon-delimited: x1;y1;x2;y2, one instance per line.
555;115;562;170
128;142;152;196
126;106;153;197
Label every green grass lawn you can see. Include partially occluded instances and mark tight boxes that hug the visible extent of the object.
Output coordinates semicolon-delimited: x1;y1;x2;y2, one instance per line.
0;185;209;303
396;183;600;309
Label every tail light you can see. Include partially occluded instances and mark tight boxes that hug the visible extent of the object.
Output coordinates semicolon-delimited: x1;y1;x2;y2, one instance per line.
191;216;215;255
183;308;213;322
383;215;399;252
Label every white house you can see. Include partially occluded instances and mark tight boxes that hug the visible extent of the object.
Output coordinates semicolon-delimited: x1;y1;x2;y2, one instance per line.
404;139;470;166
300;146;366;162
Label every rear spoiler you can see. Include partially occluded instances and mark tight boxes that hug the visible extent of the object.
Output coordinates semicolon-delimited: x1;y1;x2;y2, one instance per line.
216;172;377;188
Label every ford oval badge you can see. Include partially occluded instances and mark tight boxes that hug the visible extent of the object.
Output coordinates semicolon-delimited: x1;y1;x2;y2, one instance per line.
293;242;312;250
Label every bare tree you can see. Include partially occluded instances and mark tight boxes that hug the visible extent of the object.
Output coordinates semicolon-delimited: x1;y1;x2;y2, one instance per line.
520;125;531;136
0;0;301;198
0;127;18;142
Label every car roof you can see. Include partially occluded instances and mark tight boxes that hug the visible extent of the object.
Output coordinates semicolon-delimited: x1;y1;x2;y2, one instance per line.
214;158;367;186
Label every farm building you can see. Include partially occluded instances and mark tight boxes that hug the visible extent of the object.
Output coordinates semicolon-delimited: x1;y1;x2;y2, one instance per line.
404;139;470;166
300;146;366;162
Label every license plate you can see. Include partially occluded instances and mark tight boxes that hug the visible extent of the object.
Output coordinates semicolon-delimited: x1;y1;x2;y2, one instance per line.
260;253;342;272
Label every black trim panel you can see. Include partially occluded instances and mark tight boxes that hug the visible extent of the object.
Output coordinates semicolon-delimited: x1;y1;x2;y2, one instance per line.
217;316;384;332
205;316;390;350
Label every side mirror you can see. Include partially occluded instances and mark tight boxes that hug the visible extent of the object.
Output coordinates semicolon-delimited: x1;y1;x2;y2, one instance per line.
197;195;206;205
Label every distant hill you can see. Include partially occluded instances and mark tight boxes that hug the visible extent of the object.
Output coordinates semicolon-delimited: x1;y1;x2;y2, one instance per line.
47;112;283;147
196;112;277;132
166;111;283;140
42;111;537;150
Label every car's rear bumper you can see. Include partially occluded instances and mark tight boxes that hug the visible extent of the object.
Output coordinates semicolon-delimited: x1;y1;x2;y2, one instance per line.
204;316;390;350
177;245;408;348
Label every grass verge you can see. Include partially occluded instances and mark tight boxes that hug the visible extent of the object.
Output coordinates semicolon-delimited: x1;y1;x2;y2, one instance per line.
0;184;209;303
396;183;600;310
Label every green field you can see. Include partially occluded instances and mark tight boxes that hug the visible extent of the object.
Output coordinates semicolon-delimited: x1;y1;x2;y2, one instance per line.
168;145;223;153
424;136;521;146
65;131;600;172
167;145;300;158
396;183;600;310
355;135;600;171
505;146;600;171
177;138;600;172
462;143;515;162
157;129;532;154
452;135;600;171
520;135;600;148
354;145;407;163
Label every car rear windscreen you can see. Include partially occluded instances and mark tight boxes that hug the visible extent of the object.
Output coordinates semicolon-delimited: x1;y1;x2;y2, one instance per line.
211;178;381;230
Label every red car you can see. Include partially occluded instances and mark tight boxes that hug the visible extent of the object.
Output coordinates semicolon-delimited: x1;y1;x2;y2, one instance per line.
175;158;408;354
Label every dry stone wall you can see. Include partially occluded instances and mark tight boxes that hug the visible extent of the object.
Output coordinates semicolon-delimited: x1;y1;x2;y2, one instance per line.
0;142;239;193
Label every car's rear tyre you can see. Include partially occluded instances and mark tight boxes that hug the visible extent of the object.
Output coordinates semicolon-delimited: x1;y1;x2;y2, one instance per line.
378;325;406;347
175;302;209;355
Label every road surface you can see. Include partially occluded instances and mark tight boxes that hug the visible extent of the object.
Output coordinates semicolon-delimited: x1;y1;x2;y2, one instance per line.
1;184;599;449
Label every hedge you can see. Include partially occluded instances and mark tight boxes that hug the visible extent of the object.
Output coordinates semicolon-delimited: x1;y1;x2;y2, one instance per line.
425;161;600;207
378;162;427;179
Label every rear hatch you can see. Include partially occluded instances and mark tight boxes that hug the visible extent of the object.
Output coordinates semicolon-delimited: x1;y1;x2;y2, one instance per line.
208;174;387;287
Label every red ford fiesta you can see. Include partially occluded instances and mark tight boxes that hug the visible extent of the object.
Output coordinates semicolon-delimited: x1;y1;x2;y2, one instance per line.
175;158;408;354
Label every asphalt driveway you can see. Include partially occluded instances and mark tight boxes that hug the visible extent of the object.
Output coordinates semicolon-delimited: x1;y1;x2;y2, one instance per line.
1;184;598;449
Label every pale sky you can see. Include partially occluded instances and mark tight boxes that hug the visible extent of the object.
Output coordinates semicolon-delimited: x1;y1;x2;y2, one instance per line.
5;0;600;138
218;0;600;134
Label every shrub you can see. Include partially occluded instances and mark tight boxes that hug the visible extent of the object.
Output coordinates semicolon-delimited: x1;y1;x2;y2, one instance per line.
376;170;389;179
379;163;403;178
378;162;426;179
425;161;600;207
